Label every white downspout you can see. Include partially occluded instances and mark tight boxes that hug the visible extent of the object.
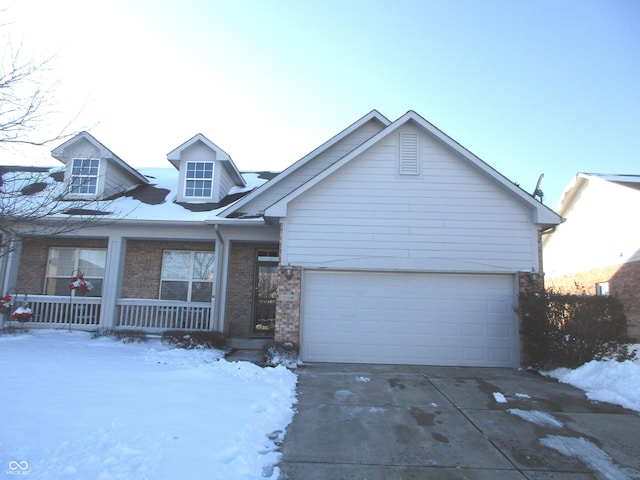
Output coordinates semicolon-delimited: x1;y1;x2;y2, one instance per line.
213;224;225;331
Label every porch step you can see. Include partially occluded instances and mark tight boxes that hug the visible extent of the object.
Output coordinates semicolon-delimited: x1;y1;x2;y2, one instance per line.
227;337;272;350
225;349;266;365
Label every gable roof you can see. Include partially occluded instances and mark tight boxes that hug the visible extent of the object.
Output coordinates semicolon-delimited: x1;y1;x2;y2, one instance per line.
51;131;149;185
554;173;640;217
167;133;245;187
263;110;562;228
220;109;391;217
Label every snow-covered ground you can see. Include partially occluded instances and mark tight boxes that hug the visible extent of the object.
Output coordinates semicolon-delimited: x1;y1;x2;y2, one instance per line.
0;330;297;480
1;330;638;480
544;346;640;413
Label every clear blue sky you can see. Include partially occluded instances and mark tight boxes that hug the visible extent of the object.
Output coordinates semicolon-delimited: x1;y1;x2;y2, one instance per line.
3;0;639;208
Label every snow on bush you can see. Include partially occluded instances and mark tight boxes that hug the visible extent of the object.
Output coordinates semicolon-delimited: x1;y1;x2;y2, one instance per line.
264;342;301;369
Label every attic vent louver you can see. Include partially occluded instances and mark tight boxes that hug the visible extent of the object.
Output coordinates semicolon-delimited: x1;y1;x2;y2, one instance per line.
399;133;419;175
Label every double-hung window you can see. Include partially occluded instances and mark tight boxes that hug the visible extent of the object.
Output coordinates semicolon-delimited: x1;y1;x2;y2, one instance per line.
45;248;106;296
184;162;213;198
70;158;100;194
160;251;215;302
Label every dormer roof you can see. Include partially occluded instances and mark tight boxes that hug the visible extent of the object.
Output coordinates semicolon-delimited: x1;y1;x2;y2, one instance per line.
167;133;245;187
51;131;149;185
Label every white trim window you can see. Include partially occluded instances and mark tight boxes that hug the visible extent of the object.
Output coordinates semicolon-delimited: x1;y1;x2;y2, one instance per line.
70;158;100;194
160;250;215;302
45;248;106;296
184;162;213;198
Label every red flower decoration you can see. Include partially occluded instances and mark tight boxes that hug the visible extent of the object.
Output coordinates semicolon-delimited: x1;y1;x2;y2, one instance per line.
69;274;93;292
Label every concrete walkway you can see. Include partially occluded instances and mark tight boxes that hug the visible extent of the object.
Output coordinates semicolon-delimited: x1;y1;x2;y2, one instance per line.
278;363;640;479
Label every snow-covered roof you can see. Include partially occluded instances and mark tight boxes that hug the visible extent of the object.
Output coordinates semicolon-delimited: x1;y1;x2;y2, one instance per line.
0;166;275;224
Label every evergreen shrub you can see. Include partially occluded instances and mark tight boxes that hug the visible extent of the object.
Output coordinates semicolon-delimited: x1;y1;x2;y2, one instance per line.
517;291;636;369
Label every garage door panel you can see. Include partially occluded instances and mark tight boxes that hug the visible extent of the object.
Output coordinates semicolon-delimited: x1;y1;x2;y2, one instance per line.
301;271;517;367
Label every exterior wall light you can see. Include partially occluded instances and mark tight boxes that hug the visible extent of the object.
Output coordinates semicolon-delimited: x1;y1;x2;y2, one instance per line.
285;263;294;281
528;269;539;283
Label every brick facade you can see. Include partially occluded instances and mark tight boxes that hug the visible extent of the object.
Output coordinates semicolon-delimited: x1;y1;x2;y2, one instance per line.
274;264;301;346
546;260;640;339
121;240;214;299
225;241;278;337
15;237;214;299
16;237;109;295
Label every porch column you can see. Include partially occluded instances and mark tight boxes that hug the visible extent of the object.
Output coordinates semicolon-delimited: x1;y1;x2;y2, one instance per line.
212;226;226;332
274;264;301;346
0;235;22;295
99;236;126;329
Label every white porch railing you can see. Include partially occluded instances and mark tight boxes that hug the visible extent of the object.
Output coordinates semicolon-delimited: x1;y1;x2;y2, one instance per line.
117;299;212;331
2;295;212;332
12;294;101;329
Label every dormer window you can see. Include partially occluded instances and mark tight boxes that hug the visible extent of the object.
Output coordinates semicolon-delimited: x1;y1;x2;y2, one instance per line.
185;161;213;198
168;134;245;204
70;158;100;194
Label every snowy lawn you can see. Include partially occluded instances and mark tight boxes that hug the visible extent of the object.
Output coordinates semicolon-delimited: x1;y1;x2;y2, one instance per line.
0;330;297;480
544;345;640;413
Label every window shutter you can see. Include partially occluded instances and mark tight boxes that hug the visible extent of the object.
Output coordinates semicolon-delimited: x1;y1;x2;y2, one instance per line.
399;133;419;175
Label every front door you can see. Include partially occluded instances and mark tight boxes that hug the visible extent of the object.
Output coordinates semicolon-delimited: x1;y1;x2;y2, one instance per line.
253;251;278;335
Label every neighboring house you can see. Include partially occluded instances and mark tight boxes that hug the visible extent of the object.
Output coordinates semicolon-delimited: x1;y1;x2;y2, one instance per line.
0;110;561;367
543;173;640;339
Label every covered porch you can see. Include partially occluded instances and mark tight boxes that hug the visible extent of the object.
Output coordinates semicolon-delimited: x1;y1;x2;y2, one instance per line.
0;223;282;338
2;294;212;332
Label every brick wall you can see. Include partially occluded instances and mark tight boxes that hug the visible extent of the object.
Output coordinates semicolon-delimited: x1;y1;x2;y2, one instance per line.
546;260;640;339
225;242;278;337
122;240;214;299
274;265;301;346
17;237;108;295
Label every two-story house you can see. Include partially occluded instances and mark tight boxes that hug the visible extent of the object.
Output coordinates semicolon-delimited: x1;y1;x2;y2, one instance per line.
0;110;561;367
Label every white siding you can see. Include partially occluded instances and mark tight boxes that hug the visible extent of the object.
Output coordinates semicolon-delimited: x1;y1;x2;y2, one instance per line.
180;142;217;163
62;137;102;160
282;126;538;273
544;178;640;278
239;119;385;215
218;167;236;201
103;163;139;198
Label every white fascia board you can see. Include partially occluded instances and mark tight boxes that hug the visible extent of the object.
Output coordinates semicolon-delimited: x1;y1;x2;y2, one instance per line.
554;173;640;217
220;109;391;217
265;110;562;228
167;133;231;162
553;173;589;217
204;217;267;225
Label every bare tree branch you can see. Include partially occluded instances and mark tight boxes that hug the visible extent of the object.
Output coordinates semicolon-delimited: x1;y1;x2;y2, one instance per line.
0;24;115;261
0;167;125;260
0;32;79;148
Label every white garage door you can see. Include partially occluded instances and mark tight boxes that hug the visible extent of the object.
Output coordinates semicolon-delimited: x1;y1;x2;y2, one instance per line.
301;271;517;367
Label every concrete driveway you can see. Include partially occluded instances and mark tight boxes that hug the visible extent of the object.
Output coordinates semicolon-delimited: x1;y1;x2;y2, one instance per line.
278;363;640;479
